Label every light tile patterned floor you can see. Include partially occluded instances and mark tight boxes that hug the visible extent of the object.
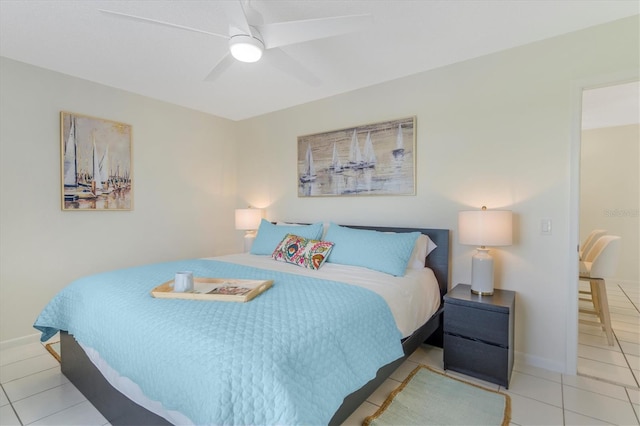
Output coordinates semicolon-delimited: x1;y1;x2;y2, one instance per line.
342;345;640;426
578;281;640;389
1;295;639;426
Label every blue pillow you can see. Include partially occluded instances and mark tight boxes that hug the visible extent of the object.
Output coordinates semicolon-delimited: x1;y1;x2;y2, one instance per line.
324;223;420;276
250;220;323;255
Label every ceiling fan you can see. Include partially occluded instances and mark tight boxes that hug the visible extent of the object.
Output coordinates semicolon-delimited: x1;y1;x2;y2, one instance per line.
99;1;372;85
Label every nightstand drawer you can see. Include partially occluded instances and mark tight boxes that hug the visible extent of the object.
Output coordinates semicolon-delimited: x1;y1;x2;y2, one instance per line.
443;333;510;387
444;303;509;346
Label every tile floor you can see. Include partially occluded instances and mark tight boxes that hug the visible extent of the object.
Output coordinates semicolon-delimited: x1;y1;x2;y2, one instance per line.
578;281;640;388
1;306;639;425
342;345;640;425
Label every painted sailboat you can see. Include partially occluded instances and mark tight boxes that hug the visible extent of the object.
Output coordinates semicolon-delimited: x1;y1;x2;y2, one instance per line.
63;116;79;201
74;136;104;199
300;143;317;183
113;164;128;190
392;124;405;158
347;129;364;169
329;142;343;173
362;132;376;168
90;138;103;196
99;144;113;194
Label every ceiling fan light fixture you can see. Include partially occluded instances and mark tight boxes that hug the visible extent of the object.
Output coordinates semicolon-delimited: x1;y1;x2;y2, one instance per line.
229;35;264;63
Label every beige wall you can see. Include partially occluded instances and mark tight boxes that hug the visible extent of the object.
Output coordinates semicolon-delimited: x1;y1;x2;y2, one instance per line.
580;124;640;283
235;16;639;372
1;16;638;373
0;57;240;342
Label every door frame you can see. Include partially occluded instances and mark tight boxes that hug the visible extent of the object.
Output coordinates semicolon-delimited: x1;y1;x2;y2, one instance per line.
567;70;638;375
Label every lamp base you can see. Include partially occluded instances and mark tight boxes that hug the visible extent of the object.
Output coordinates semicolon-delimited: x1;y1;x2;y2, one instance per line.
470;247;494;296
243;231;257;253
470;288;494;296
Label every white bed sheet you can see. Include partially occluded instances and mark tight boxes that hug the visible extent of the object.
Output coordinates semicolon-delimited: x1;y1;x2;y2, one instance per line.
213;253;441;338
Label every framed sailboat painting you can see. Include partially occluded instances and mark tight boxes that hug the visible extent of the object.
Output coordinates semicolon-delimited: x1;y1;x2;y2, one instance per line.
60;111;132;210
297;116;416;197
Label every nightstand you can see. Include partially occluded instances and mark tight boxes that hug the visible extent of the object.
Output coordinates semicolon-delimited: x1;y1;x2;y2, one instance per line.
443;283;515;388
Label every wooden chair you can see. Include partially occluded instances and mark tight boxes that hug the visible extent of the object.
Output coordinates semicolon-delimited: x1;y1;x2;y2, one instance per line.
579;229;607;260
578;229;608;314
579;235;621;346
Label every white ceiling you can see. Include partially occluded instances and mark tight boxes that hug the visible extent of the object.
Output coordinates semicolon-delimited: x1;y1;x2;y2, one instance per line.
582;81;640;129
1;1;638;121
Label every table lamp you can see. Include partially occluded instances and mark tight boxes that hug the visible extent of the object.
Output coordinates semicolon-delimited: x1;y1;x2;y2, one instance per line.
235;207;263;252
458;206;513;295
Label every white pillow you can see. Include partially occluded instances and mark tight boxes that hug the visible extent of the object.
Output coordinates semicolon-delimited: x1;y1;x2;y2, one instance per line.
408;234;438;269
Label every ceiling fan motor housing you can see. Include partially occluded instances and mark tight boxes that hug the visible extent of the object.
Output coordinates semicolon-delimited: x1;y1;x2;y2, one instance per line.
229;34;265;62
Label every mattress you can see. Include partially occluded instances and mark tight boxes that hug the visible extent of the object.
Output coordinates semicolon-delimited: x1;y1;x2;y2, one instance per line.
215;253;441;338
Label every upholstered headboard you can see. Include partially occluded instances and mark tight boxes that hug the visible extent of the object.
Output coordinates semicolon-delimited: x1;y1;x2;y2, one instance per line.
344;225;450;298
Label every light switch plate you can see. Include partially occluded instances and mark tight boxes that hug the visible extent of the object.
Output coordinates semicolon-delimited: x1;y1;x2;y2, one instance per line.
541;219;552;235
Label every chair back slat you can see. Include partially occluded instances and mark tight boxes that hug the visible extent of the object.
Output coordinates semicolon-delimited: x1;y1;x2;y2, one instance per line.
589;235;621;279
580;229;607;260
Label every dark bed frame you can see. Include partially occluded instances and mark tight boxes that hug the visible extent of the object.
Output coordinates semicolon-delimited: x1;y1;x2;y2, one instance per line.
60;226;450;425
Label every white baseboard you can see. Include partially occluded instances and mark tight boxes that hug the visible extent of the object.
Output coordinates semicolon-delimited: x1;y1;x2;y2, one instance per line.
0;333;42;351
515;350;566;375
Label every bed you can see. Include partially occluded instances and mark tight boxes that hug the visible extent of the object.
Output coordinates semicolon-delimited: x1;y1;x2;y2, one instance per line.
35;223;450;425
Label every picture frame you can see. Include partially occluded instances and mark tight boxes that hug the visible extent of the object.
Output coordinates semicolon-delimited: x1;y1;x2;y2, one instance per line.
297;116;416;197
61;111;132;210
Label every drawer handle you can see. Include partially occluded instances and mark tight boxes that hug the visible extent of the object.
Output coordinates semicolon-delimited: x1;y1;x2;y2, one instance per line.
446;332;508;349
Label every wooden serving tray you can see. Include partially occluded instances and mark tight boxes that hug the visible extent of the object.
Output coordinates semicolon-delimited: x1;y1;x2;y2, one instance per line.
151;277;273;302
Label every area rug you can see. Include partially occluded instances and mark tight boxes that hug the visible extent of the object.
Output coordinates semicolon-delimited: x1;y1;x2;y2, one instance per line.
45;341;61;363
363;365;510;426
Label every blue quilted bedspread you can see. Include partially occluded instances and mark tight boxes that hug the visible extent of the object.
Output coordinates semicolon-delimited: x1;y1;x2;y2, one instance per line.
34;259;404;425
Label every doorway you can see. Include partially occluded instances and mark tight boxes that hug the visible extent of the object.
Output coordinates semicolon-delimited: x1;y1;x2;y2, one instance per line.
576;81;639;387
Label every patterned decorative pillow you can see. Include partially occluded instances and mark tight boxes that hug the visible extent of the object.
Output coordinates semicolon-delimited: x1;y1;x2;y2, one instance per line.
272;234;334;270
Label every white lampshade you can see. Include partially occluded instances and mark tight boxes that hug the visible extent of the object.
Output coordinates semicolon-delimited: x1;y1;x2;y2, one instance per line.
458;207;513;295
235;208;263;230
235;208;263;253
229;35;264;63
459;209;513;247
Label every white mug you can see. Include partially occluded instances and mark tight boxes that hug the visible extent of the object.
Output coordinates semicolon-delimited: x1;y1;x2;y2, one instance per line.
174;271;194;293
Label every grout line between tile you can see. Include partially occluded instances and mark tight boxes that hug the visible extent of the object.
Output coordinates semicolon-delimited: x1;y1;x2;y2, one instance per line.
9;379;81;405
618;284;640;315
626;388;640;425
563;407;627;425
1;383;24;426
577;282;640;390
0;366;61;388
24;400;87;426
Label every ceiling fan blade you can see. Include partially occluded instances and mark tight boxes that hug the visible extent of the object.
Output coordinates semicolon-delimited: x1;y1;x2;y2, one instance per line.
240;0;264;27
226;0;253;36
204;53;235;82
266;49;321;87
99;9;228;39
258;14;372;49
